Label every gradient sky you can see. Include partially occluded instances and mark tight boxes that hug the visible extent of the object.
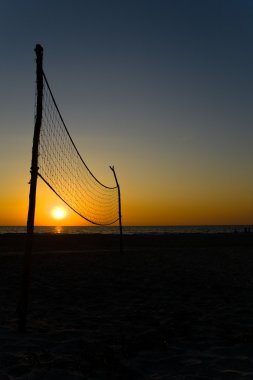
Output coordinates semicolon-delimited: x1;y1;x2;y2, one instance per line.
1;0;253;226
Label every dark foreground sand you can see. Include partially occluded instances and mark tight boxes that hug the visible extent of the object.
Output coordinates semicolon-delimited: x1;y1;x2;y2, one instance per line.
1;233;253;379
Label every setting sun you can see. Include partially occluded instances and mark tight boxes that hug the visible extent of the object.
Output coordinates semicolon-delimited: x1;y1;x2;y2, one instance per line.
51;207;67;220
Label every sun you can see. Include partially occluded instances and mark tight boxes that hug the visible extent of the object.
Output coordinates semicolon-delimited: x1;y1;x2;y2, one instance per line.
51;206;67;220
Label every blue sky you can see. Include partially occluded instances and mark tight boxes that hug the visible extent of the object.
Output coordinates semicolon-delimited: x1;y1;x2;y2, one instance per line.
1;0;253;225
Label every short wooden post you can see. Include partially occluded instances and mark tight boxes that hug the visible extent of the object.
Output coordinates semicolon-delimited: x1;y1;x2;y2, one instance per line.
17;44;44;332
110;166;123;253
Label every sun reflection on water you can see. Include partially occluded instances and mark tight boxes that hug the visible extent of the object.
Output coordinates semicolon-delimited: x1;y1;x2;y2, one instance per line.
54;226;64;234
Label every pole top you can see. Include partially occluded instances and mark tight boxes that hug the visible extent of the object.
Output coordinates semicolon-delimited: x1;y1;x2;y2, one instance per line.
35;44;43;56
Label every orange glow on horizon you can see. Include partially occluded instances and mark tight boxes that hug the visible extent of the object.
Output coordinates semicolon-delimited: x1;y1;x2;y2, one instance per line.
1;172;253;227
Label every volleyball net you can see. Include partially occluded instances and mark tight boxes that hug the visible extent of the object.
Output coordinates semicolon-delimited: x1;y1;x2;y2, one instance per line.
37;71;119;226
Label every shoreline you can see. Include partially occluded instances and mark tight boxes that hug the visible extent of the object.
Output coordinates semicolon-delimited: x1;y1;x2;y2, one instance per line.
0;224;252;236
1;231;253;253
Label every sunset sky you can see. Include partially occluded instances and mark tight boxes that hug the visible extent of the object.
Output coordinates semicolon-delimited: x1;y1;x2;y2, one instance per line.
1;0;253;226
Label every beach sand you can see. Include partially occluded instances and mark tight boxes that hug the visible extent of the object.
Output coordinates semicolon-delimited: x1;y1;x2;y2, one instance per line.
1;233;253;379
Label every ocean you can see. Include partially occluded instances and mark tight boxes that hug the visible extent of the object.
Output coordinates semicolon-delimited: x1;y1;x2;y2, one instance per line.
0;225;251;235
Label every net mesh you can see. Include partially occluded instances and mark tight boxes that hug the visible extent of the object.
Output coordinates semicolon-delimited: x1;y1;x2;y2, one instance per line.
38;72;119;225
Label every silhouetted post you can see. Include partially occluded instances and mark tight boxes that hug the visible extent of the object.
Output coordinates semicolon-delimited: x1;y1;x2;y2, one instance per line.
110;166;123;253
17;44;43;332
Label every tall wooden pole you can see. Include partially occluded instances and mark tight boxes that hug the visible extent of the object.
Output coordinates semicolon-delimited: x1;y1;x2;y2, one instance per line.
110;166;123;253
17;44;43;332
